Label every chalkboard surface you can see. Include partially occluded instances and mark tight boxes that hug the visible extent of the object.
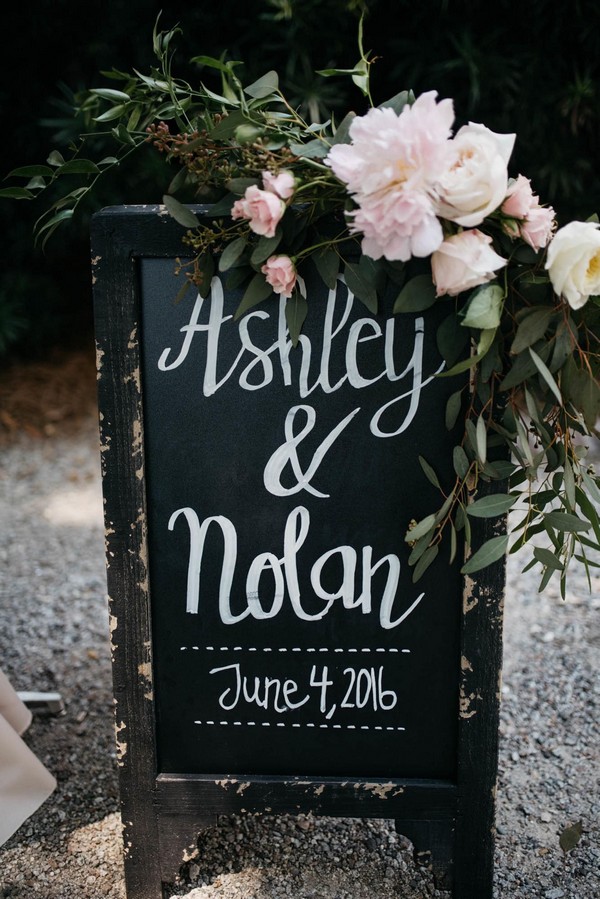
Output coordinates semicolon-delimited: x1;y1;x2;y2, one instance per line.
92;206;505;899
141;258;463;778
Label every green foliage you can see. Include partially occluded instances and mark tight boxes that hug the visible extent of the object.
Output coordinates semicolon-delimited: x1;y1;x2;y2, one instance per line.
1;4;599;595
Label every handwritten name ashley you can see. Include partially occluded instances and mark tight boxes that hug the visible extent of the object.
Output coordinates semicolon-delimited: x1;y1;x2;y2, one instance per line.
158;275;443;630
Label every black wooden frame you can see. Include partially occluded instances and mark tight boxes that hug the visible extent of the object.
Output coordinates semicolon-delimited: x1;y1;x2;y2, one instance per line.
91;205;506;899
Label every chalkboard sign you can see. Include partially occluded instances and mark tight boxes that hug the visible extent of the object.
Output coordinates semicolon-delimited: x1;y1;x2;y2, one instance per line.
92;206;505;899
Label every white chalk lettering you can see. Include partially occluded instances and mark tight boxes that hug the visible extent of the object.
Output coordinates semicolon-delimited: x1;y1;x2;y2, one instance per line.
169;504;425;630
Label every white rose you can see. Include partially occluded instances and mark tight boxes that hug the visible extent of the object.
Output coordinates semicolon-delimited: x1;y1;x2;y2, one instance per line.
435;123;515;227
431;229;507;297
545;220;600;310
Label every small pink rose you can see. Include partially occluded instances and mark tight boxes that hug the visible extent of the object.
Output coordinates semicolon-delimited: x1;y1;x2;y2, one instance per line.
231;185;285;237
431;229;507;297
262;170;295;200
261;254;297;298
520;202;556;251
501;175;535;218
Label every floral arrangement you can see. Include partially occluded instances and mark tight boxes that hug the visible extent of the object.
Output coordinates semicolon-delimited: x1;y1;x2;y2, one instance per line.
3;20;599;592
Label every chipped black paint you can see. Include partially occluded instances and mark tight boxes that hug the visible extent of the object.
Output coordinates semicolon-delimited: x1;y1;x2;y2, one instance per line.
91;206;505;899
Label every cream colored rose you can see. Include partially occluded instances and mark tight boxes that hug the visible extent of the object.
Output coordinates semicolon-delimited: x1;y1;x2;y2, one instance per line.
435;123;515;227
545;220;600;309
431;229;507;297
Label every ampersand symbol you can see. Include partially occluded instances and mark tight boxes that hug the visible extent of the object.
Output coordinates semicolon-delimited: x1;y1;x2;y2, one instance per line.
263;404;360;498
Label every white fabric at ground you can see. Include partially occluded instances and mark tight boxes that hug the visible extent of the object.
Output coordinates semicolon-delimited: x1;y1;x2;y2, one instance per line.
0;669;56;846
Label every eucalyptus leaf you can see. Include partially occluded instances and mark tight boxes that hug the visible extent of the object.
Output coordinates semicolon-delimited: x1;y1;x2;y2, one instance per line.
351;57;369;96
418;456;440;489
533;546;564;571
226;177;259;195
408;533;435;566
195;253;215;298
218;236;248;271
437;313;469;368
209;193;236;216
90;87;131;101
563;458;575;510
343;261;377;313
330;111;356;146
453;445;470;479
285;290;308;347
412;544;439;582
461;535;509;575
233;272;273;320
244;71;280;98
466;494;517;518
8;165;54;179
313;247;339;289
289;139;329;159
162;195;200;229
405;514;437;544
111;124;135;146
210;110;251;139
476;414;487;465
379;90;412;115
582;471;600;505
461;283;504;330
250;233;282;265
393;274;437;313
544;511;591;533
94;104;127;123
0;187;34;199
445;390;463;430
47;150;66;167
449;523;458;564
191;55;243;75
529;346;562;404
511;307;554;354
57;160;100;175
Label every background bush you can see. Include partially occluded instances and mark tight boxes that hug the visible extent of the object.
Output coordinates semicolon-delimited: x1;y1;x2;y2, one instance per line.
2;0;599;359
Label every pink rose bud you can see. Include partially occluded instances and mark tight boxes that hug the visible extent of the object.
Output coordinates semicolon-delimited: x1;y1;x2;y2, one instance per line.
520;202;556;251
501;174;535;218
231;185;285;238
431;229;507;297
262;170;295;200
261;255;297;298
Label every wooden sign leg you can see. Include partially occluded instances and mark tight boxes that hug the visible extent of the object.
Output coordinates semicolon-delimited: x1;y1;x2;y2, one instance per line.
395;818;454;891
158;815;216;887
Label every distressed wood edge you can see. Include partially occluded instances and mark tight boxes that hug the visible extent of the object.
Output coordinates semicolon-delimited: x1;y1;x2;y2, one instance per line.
91;211;164;899
455;476;506;897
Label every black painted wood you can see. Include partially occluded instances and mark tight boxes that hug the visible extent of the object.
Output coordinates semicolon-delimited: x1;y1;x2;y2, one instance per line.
91;205;506;899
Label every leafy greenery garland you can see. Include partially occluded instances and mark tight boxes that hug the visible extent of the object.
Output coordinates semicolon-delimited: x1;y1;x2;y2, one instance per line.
2;19;599;593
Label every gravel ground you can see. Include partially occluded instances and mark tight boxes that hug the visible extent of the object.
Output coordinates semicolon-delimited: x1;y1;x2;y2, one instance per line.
0;360;598;899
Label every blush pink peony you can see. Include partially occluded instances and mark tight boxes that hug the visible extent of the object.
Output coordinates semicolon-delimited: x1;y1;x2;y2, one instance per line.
325;91;455;262
431;229;507;297
231;185;285;237
261;254;297;297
